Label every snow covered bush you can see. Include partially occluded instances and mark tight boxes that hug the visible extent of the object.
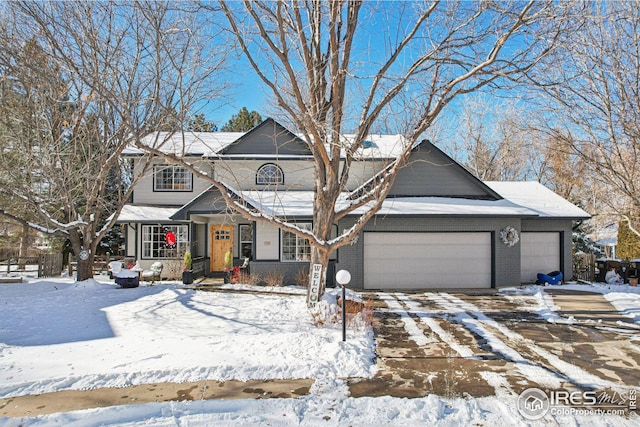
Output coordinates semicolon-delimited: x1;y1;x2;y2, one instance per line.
310;290;374;331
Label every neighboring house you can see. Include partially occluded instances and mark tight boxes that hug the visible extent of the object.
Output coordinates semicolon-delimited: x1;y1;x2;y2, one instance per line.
591;222;618;259
116;118;590;289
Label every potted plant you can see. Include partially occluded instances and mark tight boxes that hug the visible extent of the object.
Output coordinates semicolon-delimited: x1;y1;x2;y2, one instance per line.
182;251;193;285
224;248;233;283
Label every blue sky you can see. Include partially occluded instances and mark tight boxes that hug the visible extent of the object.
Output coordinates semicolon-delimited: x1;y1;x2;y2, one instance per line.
202;2;424;129
201;2;533;140
206;62;268;126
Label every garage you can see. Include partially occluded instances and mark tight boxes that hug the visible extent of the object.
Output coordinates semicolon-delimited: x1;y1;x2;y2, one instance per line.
363;232;492;289
520;232;560;283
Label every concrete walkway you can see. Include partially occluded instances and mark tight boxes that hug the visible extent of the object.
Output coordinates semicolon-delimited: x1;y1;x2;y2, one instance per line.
546;288;640;330
0;379;313;418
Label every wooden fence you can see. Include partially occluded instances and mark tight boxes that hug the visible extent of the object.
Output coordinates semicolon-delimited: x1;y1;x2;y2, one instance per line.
1;254;63;278
573;253;596;283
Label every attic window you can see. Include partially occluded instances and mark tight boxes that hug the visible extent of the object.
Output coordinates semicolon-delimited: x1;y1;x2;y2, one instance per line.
256;163;284;185
362;140;377;148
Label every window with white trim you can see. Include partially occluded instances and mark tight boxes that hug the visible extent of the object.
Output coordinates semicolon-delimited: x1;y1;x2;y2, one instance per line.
239;224;253;260
256;163;284;185
142;225;189;258
154;165;192;191
282;223;311;261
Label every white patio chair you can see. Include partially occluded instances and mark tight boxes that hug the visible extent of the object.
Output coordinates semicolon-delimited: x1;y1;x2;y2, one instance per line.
141;262;163;284
108;260;123;279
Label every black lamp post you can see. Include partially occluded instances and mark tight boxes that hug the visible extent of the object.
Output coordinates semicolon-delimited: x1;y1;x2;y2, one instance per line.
335;269;351;342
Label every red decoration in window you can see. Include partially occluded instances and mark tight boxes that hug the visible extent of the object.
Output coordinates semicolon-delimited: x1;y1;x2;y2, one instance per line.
165;231;177;248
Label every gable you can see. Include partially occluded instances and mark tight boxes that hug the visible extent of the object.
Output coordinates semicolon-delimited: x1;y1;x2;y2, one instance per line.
387;140;502;200
170;186;232;220
219;118;312;157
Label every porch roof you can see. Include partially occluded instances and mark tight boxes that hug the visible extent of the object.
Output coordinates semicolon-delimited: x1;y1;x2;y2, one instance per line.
116;205;183;223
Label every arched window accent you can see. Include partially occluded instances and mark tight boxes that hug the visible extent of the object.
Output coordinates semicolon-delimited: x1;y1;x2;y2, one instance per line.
256;163;284;185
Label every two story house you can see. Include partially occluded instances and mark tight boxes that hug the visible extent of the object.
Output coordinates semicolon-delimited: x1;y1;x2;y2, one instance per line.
116;118;590;289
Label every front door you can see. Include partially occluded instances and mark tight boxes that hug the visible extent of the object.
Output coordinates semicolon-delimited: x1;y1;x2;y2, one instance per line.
210;225;234;272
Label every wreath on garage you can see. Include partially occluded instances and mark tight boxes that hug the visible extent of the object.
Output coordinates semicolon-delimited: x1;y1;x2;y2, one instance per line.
500;226;520;247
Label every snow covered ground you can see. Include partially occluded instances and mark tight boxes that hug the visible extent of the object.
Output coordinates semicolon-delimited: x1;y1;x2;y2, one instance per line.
0;276;639;426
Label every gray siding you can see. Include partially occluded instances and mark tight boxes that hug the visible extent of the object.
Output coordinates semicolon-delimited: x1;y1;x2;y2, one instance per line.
249;261;310;286
171;187;230;220
389;142;498;199
132;159;213;206
335;216;523;289
221;118;311;156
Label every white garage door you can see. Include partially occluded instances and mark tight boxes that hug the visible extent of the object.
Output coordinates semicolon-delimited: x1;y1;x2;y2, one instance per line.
363;232;492;289
520;232;560;283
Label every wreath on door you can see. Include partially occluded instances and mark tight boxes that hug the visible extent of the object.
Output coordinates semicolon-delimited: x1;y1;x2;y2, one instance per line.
500;226;519;247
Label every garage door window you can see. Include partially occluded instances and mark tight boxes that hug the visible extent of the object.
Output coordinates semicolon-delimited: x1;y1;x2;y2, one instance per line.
282;223;311;261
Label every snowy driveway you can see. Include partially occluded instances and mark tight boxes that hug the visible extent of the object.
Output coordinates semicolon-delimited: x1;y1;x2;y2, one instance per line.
350;287;640;402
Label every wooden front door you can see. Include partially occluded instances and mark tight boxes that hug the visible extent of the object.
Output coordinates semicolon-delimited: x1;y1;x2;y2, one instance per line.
210;225;234;272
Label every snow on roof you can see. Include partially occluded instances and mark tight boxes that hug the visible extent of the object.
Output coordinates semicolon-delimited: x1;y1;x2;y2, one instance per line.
234;190;538;217
116;205;183;222
237;182;588;219
357;196;538;217
484;181;590;219
117;183;588;221
124;132;244;157
340;134;408;159
596;237;617;246
123;130;407;159
233;191;338;217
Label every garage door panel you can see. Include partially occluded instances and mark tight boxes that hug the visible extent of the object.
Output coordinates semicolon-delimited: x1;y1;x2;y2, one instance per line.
364;232;492;289
520;232;560;283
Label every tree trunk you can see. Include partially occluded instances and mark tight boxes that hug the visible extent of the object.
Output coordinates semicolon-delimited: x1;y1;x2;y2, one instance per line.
18;224;28;270
76;254;94;282
69;229;95;282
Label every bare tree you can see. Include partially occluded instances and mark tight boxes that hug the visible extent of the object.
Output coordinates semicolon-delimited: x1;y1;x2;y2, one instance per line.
138;1;573;306
0;1;225;280
446;95;548;182
530;1;640;235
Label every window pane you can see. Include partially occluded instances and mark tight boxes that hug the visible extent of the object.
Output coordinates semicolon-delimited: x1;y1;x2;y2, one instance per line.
241;243;252;259
142;225;189;259
240;225;253;242
281;223;310;262
239;225;253;260
256;164;283;185
154;165;192;191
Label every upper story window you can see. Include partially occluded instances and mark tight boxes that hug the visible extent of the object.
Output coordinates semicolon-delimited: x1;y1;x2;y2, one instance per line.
154;165;193;191
256;163;284;185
